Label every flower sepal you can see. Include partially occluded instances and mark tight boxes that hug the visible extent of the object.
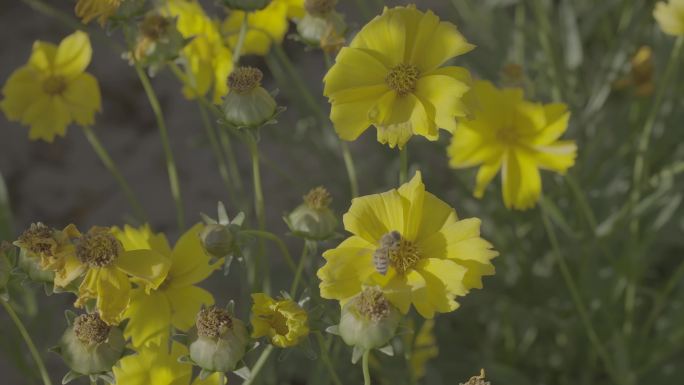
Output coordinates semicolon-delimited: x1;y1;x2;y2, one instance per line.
200;202;246;275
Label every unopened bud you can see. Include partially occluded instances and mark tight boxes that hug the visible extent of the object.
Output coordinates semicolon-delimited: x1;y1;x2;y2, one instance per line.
285;187;337;240
222;67;278;128
200;224;234;258
189;306;249;372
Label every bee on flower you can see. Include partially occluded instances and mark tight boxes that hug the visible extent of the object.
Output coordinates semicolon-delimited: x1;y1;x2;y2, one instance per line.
0;31;101;142
447;80;577;210
318;172;498;319
323;5;474;149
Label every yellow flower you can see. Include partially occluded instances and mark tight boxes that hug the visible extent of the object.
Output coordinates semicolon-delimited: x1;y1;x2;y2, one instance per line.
113;342;223;385
222;0;305;56
114;223;221;347
13;223;84;288
317;172;498;319
162;0;233;103
74;0;121;26
0;31;101;142
654;0;684;36
74;227;172;325
323;5;473;149
448;81;577;210
251;293;309;347
407;319;438;381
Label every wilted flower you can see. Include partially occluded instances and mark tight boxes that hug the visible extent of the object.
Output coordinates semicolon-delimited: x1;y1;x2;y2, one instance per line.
318;172;498;319
251;293;309;348
188;305;250;373
654;0;684;36
296;0;346;51
323;5;473;148
0;31;101;142
285;186;338;240
447;80;577;210
127;13;186;74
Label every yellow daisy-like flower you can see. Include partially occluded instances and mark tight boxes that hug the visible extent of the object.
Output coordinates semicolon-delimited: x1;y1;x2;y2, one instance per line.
323;5;474;149
0;31;101;142
113;342;223;385
222;0;305;56
251;293;309;348
115;223;222;347
654;0;684;36
447;81;577;210
162;0;233;103
74;227;172;325
317;172;498;319
75;0;121;26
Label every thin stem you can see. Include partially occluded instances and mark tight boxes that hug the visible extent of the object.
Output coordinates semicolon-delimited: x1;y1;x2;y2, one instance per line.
539;204;624;385
198;103;234;195
133;59;184;230
530;0;564;101
243;345;274;385
81;126;147;222
2;300;53;385
341;142;359;198
239;230;297;274
232;12;249;65
640;257;684;338
625;35;684;334
290;241;310;297
314;332;343;385
362;350;371;385
245;132;267;293
399;146;408;184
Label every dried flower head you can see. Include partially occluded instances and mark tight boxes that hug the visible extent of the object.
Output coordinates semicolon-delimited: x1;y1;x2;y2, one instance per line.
196;306;233;338
74;313;110;345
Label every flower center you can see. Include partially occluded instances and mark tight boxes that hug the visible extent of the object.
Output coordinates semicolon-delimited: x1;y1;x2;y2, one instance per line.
386;63;419;97
42;76;67;95
495;127;520;145
74;313;110;344
303;186;332;210
196;306;233;338
356;287;391;322
17;222;56;256
75;228;121;268
228;66;263;93
376;231;422;275
269;311;290;336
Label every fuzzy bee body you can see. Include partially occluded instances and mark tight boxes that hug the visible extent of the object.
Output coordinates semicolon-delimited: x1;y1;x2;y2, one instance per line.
372;230;401;275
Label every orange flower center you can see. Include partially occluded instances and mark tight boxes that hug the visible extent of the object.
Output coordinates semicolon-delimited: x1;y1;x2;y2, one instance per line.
386;63;419;97
376;231;422;274
42;76;67;95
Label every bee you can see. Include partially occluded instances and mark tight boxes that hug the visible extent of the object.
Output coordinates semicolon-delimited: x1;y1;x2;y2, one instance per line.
372;230;401;275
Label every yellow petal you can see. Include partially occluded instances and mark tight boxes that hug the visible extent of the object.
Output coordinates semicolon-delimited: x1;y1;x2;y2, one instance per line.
113;342;193;385
474;159;502;199
123;289;172;348
414;67;470;132
343;187;406;244
382;273;412;314
534;141;577;174
349;7;408;68
448;123;502;168
113;224;172;255
654;1;684;36
418;258;467;298
24;95;71;142
116;249;171;292
370;92;433;148
28;41;58;72
53;253;86;288
318;236;376;301
502;150;542;210
532;103;571;145
54;31;92;78
165;285;214;331
62;72;101;126
408;10;474;71
324;47;389;96
414;191;458;242
0;66;44;122
167;223;221;288
96;266;131;325
329;85;388;141
396;171;425;241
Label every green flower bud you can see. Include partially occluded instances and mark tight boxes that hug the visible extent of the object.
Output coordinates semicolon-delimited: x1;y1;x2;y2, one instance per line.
338;287;401;351
285;187;337;240
17;248;54;283
200;224;234;259
222;67;278;128
189;306;250;372
58;313;126;375
221;0;271;11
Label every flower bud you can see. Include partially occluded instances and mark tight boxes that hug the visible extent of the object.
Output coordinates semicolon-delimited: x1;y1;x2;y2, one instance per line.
58;313;126;376
189;306;249;372
200;224;234;259
338;287;401;351
221;0;271;11
222;67;278;128
17;248;54;283
285;187;337;240
460;369;491;385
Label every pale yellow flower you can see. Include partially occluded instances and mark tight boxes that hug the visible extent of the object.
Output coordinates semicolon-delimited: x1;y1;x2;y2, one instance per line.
654;0;684;36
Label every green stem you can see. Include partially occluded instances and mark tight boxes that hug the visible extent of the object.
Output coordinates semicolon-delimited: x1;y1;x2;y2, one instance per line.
218;129;244;193
243;345;274;385
239;230;297;274
197;103;233;194
362;350;371;385
530;0;564;101
625;35;684;334
1;300;53;385
640;257;684;338
399;146;408;184
246;133;267;293
290;241;311;297
539;204;624;385
81;126;147;222
232;12;249;65
133;59;184;230
315;332;343;385
341;142;359;198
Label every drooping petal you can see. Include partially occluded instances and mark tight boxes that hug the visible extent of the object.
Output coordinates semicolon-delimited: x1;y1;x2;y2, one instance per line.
408;10;474;72
53;253;86;288
62;72;101;126
54;31;92;78
96;266;132;325
167;223;221;288
165;285;214;331
318;236;376;302
123;289;172;348
116;249;171;293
